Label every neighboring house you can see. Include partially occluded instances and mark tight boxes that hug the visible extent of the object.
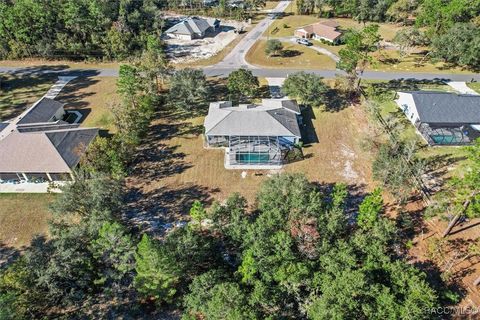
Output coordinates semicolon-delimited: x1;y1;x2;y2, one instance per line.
204;99;302;169
294;20;342;44
165;17;220;40
0;97;98;183
227;0;246;8
203;0;218;6
395;91;480;145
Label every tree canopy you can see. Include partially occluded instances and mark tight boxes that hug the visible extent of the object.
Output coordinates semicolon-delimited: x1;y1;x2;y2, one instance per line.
0;172;443;318
282;72;329;107
0;0;165;60
227;68;260;100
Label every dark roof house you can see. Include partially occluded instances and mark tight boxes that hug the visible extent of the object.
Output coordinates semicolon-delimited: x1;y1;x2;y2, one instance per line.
17;98;65;124
395;91;480;145
0;96;98;182
165;17;220;40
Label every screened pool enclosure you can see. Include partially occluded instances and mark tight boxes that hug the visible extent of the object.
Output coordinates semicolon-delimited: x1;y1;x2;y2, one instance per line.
206;135;295;166
417;123;480;146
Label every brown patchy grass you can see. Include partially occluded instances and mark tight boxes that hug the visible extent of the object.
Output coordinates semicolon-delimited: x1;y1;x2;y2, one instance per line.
263;9;479;74
0;76;118;251
56;76;119;131
0;74;57;119
0;59;119;69
246;39;336;69
372;50;477;74
0;194;54;248
264;0;281;10
266;14;400;40
285;106;374;188
127;78;375;225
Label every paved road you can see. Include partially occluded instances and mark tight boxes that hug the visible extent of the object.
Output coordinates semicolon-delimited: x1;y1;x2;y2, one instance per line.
204;68;480;81
1;65;479;81
207;0;291;69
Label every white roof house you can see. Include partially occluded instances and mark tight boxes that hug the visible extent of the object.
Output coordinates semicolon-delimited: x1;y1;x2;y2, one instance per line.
204;99;302;169
205;99;301;138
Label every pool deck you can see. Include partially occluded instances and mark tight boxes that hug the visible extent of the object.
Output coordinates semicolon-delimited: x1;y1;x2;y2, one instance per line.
0;181;66;193
224;152;283;170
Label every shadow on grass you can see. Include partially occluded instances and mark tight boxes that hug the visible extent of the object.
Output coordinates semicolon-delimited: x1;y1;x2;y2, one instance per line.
56;77;100;110
0;242;21;269
414;260;467;306
282;49;302;57
124;105;210;234
124;183;219;236
366;78;450;98
300;105;319;145
324;88;350;112
0;73;58;120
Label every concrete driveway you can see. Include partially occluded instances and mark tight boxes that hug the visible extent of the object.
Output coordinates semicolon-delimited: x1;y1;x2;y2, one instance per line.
447;81;479;95
265;36;340;62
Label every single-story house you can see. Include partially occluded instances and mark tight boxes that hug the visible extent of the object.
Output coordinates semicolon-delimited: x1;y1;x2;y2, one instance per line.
395;91;480;145
227;0;246;8
294;20;342;44
0;97;98;183
165;17;220;40
204;99;302;169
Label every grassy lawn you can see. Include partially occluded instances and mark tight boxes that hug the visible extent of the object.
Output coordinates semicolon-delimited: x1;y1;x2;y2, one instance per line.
262;7;479;74
246;39;336;69
372;50;476;74
0;76;116;250
56;77;118;131
127;77;375;226
0;59;118;69
286;105;374;187
369;81;471;173
0;74;57;120
0;194;54;248
467;82;480;94
264;0;280;10
266;15;400;40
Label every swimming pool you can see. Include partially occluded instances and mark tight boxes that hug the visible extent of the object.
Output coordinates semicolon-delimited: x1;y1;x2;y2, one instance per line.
236;153;271;163
430;135;459;145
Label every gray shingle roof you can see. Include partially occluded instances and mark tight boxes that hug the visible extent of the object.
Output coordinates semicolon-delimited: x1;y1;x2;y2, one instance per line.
17;97;64;125
406;91;480;124
165;17;218;36
204;99;301;137
46;128;99;168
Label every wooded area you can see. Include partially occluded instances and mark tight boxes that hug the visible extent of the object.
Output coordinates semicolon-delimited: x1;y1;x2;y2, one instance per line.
0;0;479;68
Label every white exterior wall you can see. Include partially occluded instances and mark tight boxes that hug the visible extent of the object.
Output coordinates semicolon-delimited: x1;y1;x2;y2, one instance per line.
395;92;420;125
313;34;334;43
282;136;299;143
167;33;193;40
